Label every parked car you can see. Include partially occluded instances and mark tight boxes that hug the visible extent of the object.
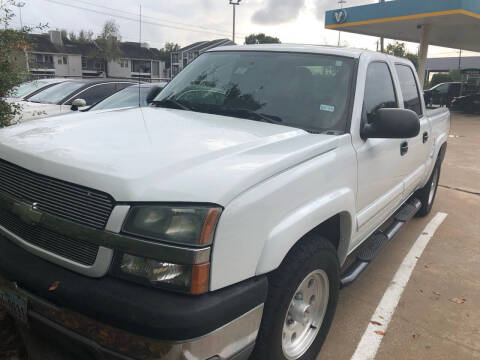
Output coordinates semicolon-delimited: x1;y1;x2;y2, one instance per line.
424;82;479;107
0;45;450;360
4;78;71;102
450;92;480;113
79;83;166;112
424;82;462;107
13;79;137;122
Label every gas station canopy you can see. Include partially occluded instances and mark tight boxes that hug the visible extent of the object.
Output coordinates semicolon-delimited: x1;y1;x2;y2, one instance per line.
325;0;480;53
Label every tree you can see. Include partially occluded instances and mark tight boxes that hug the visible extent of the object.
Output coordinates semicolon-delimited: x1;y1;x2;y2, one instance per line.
245;33;281;45
158;42;180;69
164;42;180;53
78;29;94;43
0;0;45;127
429;73;453;88
386;41;419;69
95;20;122;75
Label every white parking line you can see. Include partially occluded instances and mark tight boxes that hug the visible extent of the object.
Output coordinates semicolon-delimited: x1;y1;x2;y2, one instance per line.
350;212;448;360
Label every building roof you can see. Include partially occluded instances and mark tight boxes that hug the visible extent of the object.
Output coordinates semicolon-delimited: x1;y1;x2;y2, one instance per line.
29;34;164;61
325;0;480;52
177;39;235;53
427;56;480;72
119;42;161;60
29;34;97;56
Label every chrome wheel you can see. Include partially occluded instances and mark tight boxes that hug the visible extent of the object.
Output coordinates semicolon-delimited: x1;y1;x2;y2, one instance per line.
282;269;329;360
428;167;439;205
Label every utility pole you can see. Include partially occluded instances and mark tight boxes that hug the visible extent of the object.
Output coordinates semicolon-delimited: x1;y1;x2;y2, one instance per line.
229;0;242;44
337;0;346;47
458;49;462;70
379;0;385;52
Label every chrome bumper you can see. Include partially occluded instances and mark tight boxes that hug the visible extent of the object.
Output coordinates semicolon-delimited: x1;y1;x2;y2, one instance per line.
2;280;262;360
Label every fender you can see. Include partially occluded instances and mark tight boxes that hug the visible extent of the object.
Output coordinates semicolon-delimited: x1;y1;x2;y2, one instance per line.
255;187;355;275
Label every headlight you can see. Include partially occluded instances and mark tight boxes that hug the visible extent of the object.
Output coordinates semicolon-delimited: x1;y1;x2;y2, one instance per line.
123;205;222;247
115;254;210;294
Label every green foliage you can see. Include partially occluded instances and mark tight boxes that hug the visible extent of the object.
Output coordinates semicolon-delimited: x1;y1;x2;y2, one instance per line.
0;0;45;127
157;42;180;68
95;20;122;62
245;33;281;45
449;69;462;82
429;73;453;88
386;41;419;69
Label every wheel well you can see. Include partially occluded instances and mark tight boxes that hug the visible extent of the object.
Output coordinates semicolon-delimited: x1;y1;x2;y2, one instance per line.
306;214;341;251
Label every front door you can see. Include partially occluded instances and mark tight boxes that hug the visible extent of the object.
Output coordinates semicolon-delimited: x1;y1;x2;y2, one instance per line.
354;61;406;241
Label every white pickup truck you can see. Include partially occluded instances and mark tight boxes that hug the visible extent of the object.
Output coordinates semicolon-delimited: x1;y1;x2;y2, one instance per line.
0;45;450;360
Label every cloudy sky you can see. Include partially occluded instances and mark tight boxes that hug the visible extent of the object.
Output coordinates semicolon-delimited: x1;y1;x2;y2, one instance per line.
16;0;478;57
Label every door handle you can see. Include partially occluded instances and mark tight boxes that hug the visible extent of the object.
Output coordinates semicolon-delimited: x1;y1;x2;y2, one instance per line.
423;132;429;143
400;141;409;156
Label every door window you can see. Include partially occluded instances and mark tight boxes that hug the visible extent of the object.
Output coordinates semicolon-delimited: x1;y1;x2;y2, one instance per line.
395;64;423;116
66;84;117;106
364;62;398;123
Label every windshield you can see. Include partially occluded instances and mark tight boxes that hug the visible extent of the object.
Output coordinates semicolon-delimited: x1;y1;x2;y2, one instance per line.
154;51;355;133
92;86;154;111
28;81;85;104
9;80;51;98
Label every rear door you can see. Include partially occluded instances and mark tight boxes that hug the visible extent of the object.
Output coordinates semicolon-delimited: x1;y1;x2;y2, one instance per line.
394;63;431;197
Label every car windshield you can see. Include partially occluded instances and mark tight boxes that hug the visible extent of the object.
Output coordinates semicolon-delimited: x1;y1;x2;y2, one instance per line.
9;80;51;98
92;86;154;111
154;51;355;133
28;81;85;104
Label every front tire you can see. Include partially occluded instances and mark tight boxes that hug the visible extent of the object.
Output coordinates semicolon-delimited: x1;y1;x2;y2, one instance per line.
251;236;340;360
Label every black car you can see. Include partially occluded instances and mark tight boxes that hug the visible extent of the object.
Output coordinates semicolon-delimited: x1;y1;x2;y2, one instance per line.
25;79;138;109
423;82;462;107
451;93;480;113
424;82;479;108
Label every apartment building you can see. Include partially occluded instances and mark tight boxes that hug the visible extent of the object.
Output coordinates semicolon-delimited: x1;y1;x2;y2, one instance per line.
27;31;167;80
170;38;234;77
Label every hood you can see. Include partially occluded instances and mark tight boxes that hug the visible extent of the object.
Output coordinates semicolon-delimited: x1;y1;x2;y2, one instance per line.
15;101;67;122
0;107;341;205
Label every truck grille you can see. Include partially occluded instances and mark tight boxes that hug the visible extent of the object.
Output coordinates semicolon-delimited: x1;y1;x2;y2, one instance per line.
0;159;114;229
0;207;99;266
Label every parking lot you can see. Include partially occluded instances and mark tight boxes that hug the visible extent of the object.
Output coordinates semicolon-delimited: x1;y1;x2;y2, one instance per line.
320;112;480;359
0;113;479;360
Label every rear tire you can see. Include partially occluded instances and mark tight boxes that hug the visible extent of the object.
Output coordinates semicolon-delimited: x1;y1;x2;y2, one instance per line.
415;162;441;217
251;236;340;360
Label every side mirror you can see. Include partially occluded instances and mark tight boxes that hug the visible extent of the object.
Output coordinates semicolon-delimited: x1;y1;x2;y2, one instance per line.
361;108;420;139
71;98;87;111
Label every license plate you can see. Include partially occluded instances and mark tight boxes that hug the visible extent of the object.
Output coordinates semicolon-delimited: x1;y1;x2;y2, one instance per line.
0;288;28;324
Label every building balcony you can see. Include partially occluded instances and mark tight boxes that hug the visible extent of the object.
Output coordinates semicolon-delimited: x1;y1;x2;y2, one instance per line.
29;61;55;69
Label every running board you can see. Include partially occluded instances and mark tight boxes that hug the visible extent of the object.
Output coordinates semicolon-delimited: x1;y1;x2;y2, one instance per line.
340;198;422;288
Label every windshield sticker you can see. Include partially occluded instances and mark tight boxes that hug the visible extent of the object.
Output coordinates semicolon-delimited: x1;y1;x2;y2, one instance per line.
336;60;343;67
320;104;335;113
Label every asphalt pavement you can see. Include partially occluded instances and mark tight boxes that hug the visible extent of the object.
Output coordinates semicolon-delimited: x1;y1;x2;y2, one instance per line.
319;112;480;359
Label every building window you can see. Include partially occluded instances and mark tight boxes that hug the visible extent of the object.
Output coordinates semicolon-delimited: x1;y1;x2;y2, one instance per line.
119;59;129;68
63;56;68;65
172;53;179;63
131;60;151;73
58;58;62;65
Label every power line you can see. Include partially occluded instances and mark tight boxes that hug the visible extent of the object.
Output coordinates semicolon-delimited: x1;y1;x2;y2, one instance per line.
41;0;242;38
70;0;245;37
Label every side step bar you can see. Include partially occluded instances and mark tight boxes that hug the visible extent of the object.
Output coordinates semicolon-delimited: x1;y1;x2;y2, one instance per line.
340;198;422;288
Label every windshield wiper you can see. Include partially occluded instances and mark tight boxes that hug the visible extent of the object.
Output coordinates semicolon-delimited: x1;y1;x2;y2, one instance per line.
152;99;191;111
222;108;284;125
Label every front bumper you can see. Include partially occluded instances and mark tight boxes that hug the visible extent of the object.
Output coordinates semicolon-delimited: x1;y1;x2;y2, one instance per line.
0;235;267;360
